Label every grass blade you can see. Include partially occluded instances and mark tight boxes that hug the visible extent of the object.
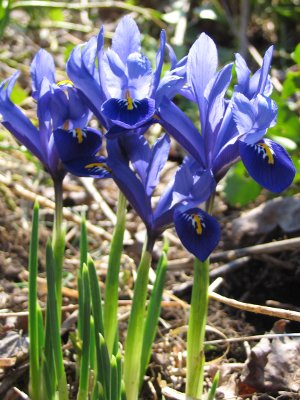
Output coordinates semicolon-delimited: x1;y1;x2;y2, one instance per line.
123;237;154;400
77;264;91;400
104;192;127;356
28;201;41;400
45;241;68;400
207;370;220;400
78;215;88;340
110;355;118;400
140;244;168;386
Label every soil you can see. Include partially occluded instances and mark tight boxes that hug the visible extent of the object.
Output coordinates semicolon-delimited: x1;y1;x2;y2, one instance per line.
1;6;300;399
1;158;300;399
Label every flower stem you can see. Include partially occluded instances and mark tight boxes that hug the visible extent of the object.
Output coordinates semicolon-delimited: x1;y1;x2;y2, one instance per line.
186;257;209;398
53;177;65;316
28;202;41;400
186;195;215;399
124;234;155;400
104;191;127;356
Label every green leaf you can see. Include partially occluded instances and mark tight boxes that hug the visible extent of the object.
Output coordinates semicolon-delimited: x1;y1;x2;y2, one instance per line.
48;8;64;22
223;162;262;207
292;43;300;66
139;246;168;387
269;135;297;151
291;156;300;183
10;83;27;105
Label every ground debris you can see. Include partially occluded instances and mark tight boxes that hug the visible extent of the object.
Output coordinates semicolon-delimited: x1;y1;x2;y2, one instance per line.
230;195;300;243
239;326;300;393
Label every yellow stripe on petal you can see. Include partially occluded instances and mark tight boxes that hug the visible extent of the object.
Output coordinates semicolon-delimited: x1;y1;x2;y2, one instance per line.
75;128;83;144
125;90;134;110
192;214;203;235
85;163;112;172
57;79;74;87
257;142;274;164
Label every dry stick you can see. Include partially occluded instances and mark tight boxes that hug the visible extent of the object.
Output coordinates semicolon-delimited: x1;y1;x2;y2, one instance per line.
80;177;117;225
211;237;300;262
205;332;300;346
209;291;300;323
79;177;131;242
12;183;113;240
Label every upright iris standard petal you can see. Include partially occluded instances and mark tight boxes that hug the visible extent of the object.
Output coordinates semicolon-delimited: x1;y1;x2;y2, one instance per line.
103;48;127;98
187;33;218;131
239;138;296;193
126;52;152;98
30;49;56;100
66;36;108;128
151;30;166;96
111;15;141;63
232;93;277;144
174;208;221;262
101;97;155;129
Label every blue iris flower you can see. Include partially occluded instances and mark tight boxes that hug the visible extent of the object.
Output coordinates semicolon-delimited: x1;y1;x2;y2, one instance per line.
66;16;187;132
0;49;101;181
158;33;295;193
54;128;220;261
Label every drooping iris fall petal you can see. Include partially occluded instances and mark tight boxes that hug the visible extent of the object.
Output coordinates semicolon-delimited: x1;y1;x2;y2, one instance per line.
174;207;221;262
101;97;155;129
239;138;295;193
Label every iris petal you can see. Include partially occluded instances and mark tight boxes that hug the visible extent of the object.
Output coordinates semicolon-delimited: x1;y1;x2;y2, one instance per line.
30;49;56;100
107;138;152;227
112;16;141;64
187;33;218;132
64;155;111;179
158;98;205;167
101;97;155;129
174;208;221;262
151;30;166;97
53;127;103;163
239;138;296;193
0;72;44;164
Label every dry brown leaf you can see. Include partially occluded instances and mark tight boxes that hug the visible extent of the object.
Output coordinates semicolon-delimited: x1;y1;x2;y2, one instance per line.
240;334;300;392
0;331;28;360
231;195;300;243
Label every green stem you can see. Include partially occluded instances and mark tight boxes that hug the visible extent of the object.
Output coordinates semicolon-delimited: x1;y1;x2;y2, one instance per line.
46;241;68;400
186;195;215;399
124;234;155;400
77;264;91;400
104;191;127;356
53;177;65;315
186;258;209;398
28;201;41;400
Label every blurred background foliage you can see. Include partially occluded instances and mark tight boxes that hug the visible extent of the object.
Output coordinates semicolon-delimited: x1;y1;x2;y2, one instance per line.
0;0;299;207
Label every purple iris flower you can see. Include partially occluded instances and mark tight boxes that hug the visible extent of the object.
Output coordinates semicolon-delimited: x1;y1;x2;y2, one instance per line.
0;49;101;181
66;15;187;132
54;127;220;261
158;33;295;193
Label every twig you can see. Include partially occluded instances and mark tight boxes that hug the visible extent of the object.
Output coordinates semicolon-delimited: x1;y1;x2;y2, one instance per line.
209;256;250;278
79;177;117;225
209;291;300;323
10;182;113;240
205;332;300;346
211;237;300;262
11;1;166;28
